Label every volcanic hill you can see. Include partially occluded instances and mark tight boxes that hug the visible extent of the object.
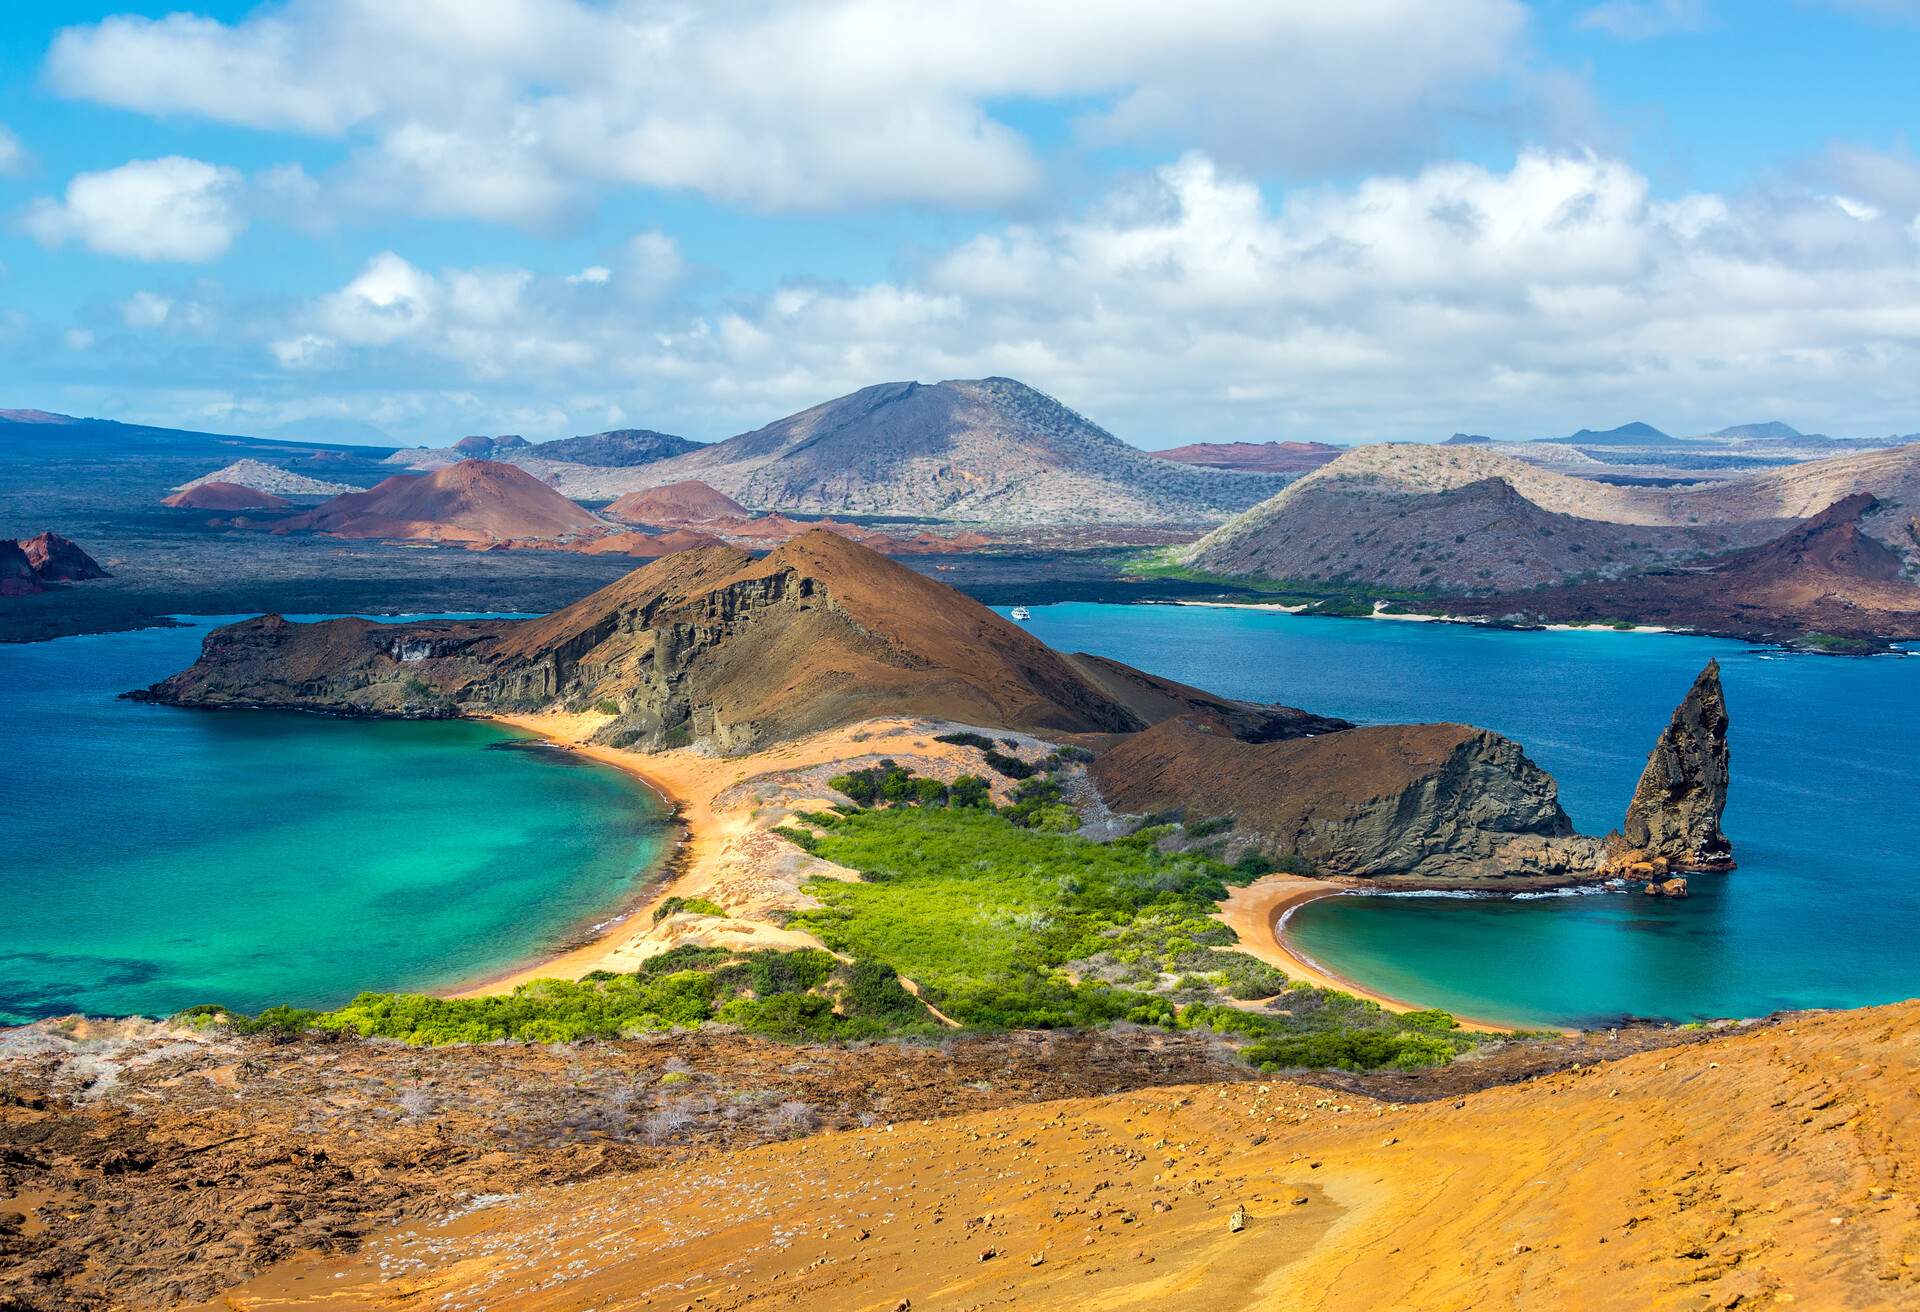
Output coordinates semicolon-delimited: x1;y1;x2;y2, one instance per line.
604;480;749;525
171;459;356;498
528;378;1292;525
277;460;604;545
1178;441;1920;616
161;481;292;511
1443;494;1920;642
140;530;1299;751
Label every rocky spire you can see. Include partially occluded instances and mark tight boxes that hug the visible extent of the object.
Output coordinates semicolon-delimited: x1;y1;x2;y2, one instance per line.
1621;660;1733;871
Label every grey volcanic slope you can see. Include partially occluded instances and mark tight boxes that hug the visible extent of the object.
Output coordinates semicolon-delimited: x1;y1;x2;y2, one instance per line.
526;378;1292;526
1181;471;1745;592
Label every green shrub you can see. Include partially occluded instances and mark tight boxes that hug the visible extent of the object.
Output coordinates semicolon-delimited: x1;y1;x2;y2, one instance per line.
949;774;991;808
770;825;822;853
1001;776;1070;828
934;731;996;750
981;749;1035;779
652;895;727;922
1183;815;1236;840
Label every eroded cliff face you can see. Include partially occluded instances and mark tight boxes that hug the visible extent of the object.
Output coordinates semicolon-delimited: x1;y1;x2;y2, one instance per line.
1091;717;1599;880
1621;660;1733;871
131;615;503;717
1089;660;1735;884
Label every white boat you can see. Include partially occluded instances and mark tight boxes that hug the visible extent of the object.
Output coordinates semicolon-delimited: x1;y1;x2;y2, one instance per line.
1010;606;1032;621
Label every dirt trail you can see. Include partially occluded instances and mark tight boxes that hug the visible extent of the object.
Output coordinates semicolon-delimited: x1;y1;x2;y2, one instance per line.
206;1000;1920;1311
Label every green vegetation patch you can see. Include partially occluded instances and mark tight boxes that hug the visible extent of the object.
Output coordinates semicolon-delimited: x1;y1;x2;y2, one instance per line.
183;944;941;1046
790;807;1508;1070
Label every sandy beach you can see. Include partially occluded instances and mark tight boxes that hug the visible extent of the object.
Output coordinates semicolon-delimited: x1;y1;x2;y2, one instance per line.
1217;875;1536;1034
452;714;1012;996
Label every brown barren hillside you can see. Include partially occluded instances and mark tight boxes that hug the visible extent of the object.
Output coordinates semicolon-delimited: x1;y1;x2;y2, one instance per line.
138;530;1313;751
604;479;748;524
482;530;1149;748
206;999;1920;1312
277;460;604;544
161;481;292;511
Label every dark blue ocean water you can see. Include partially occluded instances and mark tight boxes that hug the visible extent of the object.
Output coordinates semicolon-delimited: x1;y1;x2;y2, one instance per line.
1012;603;1920;1028
0;617;668;1024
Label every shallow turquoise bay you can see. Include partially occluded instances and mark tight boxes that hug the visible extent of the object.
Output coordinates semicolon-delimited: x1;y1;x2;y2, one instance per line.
1012;603;1920;1029
0;617;667;1025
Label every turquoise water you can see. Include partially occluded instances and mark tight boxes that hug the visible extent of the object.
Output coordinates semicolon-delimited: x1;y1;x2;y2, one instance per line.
0;618;668;1024
1012;603;1920;1028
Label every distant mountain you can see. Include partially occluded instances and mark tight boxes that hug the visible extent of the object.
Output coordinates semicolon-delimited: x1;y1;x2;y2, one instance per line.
1545;421;1673;445
1147;440;1340;474
1179;461;1739;593
530;378;1290;526
0;410;394;460
454;435;532;460
173;459;356;498
1711;421;1802;440
386;427;698;473
529;429;700;468
1443;495;1920;642
279;460;604;545
1445;433;1493;445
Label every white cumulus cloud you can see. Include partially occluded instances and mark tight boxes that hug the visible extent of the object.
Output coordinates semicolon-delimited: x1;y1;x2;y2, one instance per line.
22;156;244;261
46;0;1531;221
237;149;1920;443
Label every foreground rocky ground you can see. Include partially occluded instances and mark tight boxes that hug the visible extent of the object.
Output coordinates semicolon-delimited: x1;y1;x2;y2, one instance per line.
1;1013;1746;1311
185;1002;1920;1311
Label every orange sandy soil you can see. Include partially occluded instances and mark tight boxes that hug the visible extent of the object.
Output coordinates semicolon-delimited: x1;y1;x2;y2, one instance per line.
205;999;1920;1311
457;714;1039;995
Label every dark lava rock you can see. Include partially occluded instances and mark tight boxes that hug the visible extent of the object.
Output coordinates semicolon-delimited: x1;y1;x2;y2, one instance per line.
18;532;109;582
1622;660;1732;871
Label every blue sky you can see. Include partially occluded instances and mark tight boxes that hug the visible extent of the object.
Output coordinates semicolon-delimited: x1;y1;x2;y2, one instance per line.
1;1;1917;448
